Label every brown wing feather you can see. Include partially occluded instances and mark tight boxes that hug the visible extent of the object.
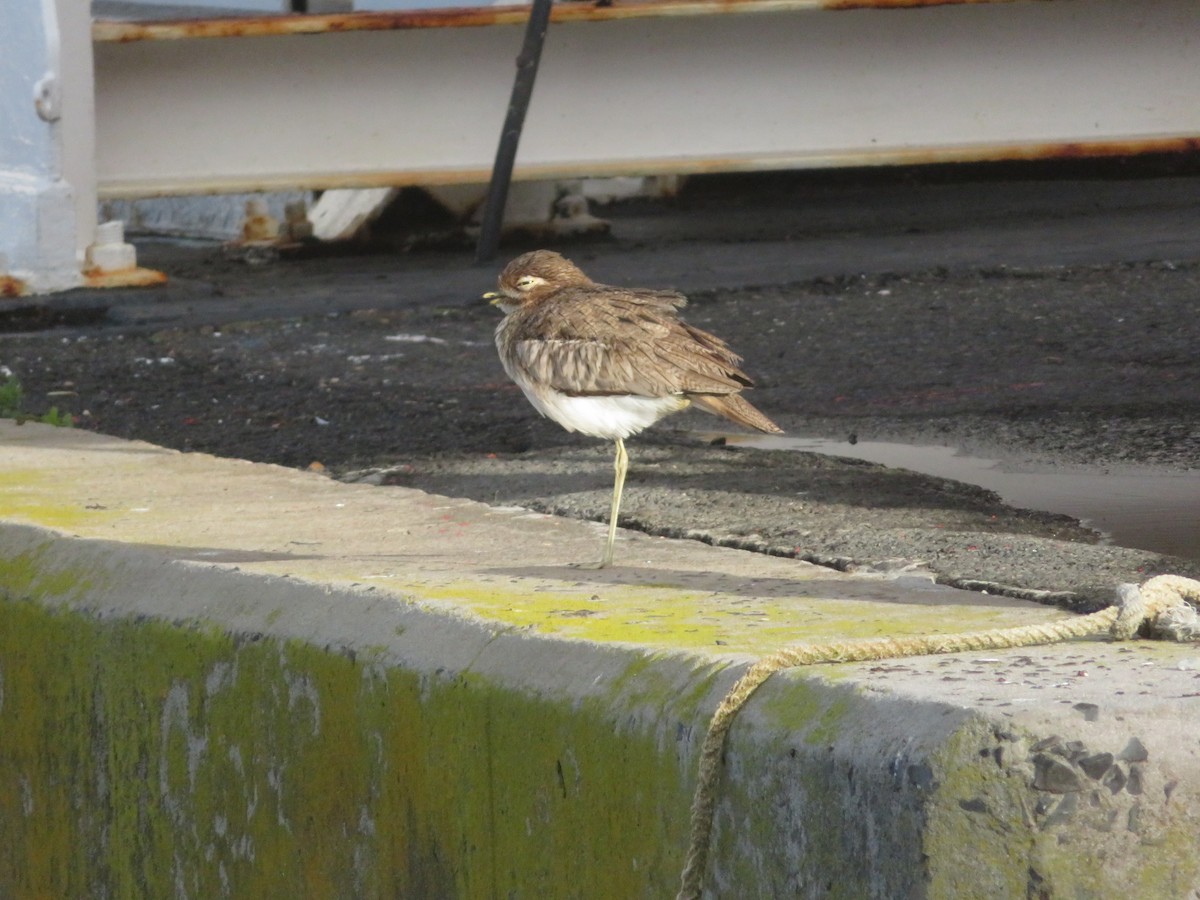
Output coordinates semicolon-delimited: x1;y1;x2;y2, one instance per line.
691;394;783;434
497;283;783;433
504;286;754;396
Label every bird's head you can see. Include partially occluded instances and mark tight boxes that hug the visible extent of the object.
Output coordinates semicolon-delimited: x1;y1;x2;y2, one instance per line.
484;250;593;312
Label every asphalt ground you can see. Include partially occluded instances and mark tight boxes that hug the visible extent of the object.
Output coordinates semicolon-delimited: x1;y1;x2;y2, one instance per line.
3;161;1199;606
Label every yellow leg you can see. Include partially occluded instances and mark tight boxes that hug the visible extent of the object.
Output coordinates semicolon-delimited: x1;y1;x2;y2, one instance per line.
600;437;628;568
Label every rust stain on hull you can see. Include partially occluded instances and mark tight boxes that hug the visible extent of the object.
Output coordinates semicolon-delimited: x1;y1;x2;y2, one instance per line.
1;276;28;298
94;8;530;42
83;267;168;289
889;136;1200;165
92;0;1023;43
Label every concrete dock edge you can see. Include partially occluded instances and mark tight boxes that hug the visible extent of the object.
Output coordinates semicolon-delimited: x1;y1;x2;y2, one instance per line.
2;425;1199;897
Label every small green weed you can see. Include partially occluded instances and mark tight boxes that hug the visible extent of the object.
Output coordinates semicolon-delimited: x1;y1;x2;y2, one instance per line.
0;375;23;417
0;374;73;427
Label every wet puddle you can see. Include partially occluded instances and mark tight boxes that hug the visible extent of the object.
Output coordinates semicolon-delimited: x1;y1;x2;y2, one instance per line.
733;435;1200;562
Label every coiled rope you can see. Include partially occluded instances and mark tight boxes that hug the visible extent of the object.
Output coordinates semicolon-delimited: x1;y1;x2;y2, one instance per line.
676;574;1200;900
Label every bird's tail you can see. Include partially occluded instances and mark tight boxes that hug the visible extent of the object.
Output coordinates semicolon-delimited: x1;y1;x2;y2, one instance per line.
691;393;783;434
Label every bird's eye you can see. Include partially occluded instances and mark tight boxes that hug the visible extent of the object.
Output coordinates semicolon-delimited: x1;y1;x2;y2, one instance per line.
516;275;543;291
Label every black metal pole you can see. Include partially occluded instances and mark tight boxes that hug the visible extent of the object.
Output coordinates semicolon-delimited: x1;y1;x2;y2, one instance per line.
474;0;554;264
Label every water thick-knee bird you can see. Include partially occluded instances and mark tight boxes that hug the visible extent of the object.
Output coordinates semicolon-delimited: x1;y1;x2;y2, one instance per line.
486;250;782;567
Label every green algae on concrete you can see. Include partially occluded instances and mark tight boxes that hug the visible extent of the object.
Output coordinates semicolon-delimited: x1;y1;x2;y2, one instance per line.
6;546;1200;898
0;543;100;604
755;674;857;745
926;718;1200;899
701;672;961;899
0;595;704;899
411;577;1067;657
0;469;119;531
688;663;1200;900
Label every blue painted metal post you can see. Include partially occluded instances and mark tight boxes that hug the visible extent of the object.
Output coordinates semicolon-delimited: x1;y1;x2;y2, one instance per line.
0;0;98;293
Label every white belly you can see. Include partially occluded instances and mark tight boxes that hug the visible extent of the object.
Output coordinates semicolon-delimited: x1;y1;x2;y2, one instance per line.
515;379;688;440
